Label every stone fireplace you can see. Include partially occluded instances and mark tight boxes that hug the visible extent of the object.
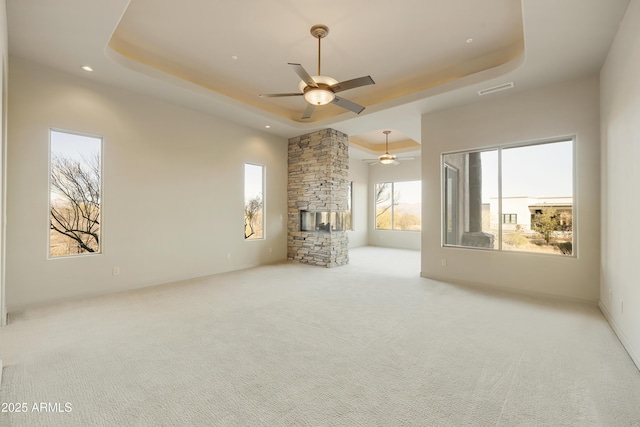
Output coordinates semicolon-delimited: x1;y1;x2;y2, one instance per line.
287;128;349;267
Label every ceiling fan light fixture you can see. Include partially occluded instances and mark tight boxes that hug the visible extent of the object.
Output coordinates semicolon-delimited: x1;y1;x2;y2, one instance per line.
379;154;396;165
363;130;415;166
260;25;374;118
303;87;335;105
299;76;338;106
379;131;396;164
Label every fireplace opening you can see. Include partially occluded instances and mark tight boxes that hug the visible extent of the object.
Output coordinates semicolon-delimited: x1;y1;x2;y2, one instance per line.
300;210;346;232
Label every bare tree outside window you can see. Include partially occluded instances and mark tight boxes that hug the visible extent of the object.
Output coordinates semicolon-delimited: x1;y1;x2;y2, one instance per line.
346;182;353;230
375;181;421;231
375;183;393;229
244;164;264;239
49;130;102;257
244;195;263;239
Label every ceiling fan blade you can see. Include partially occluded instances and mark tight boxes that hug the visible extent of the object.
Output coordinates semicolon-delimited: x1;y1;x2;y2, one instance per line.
332;96;365;114
301;104;316;119
259;93;303;98
288;63;317;88
392;160;400;165
330;76;375;93
398;157;416;161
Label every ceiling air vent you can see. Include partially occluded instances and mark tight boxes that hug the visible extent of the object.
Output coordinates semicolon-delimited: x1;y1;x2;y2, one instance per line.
478;82;515;96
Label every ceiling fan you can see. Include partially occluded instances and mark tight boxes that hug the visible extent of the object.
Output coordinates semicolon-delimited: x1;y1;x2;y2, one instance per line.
259;24;375;120
363;131;416;166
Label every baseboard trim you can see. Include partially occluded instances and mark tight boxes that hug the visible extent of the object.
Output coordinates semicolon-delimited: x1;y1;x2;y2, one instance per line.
5;262;268;315
420;273;598;305
599;302;640;371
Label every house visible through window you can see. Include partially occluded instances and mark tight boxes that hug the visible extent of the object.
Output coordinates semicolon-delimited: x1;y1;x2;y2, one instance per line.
442;139;574;255
375;181;421;231
244;163;264;239
49;129;102;257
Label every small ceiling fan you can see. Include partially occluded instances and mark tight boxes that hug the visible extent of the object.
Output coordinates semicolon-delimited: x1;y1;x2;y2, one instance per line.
259;24;375;120
363;131;416;166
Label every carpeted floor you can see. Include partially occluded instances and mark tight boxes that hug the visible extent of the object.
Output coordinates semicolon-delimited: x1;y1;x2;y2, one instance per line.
1;246;639;426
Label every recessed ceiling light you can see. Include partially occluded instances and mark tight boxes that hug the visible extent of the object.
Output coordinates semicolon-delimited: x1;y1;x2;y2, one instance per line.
81;65;93;72
466;38;474;44
231;55;238;60
265;125;271;129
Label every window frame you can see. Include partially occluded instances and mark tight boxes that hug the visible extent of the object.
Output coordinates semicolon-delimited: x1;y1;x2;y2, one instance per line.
346;181;354;231
244;162;265;241
374;182;394;230
48;128;104;259
441;137;576;257
374;180;422;232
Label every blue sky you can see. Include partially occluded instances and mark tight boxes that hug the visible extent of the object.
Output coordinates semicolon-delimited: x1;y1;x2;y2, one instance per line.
482;140;573;201
244;163;264;201
50;130;101;161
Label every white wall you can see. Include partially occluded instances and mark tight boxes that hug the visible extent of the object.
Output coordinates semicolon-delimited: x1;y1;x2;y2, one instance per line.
6;57;288;310
600;0;640;368
0;0;7;325
347;153;369;248
421;76;600;302
369;157;421;250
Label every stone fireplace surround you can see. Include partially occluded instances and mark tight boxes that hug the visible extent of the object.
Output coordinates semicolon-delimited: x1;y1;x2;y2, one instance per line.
287;128;349;267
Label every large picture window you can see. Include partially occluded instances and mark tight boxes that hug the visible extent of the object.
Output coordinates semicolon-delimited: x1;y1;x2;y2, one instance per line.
49;129;102;257
375;181;421;231
442;139;574;255
244;163;264;239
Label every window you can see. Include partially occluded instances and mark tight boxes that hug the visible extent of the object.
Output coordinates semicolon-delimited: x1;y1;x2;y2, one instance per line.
49;129;102;257
244;163;264;239
442;139;574;255
346;181;353;231
375;181;421;231
502;214;517;224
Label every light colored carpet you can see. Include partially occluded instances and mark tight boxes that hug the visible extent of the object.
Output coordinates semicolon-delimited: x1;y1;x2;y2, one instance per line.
0;246;639;426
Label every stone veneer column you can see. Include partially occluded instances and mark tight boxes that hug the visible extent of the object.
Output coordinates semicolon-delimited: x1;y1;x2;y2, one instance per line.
287;128;349;267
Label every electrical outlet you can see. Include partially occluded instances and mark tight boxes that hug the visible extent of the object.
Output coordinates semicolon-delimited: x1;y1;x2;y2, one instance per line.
269;247;273;253
441;259;447;267
112;267;120;276
226;253;231;260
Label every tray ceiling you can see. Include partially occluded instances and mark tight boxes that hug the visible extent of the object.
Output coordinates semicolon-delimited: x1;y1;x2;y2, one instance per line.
107;0;524;124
